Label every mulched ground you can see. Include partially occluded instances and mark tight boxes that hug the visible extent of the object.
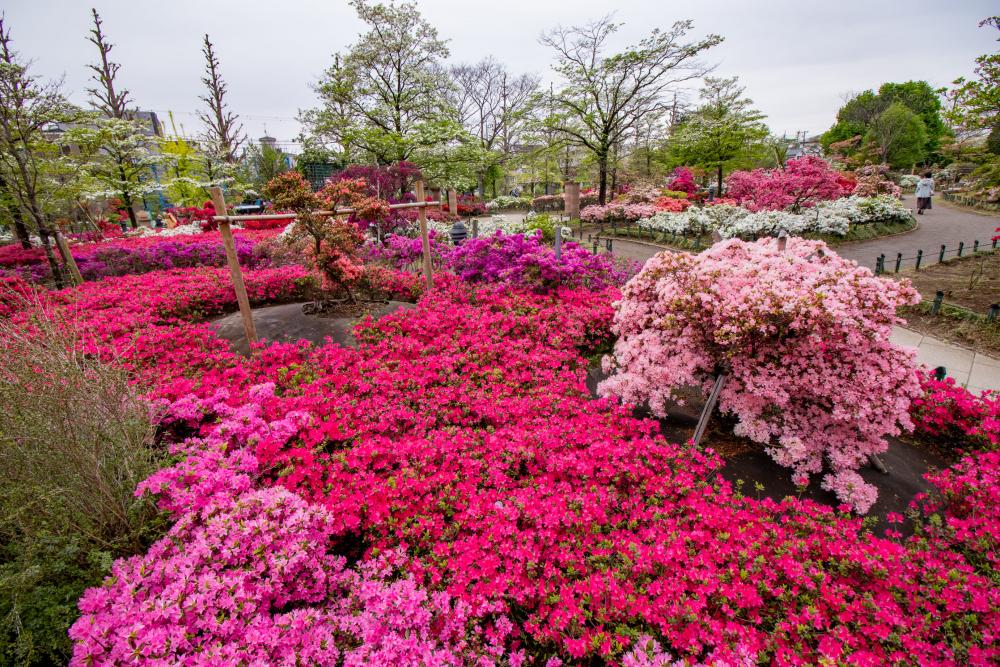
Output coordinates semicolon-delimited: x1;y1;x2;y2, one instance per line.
209;300;416;355
586;364;951;535
893;251;1000;356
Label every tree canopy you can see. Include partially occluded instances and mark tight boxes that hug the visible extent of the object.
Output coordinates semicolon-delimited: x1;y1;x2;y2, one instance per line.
541;17;722;204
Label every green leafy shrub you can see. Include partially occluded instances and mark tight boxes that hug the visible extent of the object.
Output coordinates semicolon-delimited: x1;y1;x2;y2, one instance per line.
0;305;166;665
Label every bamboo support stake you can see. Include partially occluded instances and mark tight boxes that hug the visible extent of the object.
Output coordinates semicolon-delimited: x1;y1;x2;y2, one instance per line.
209;186;258;348
415;181;434;290
55;231;83;286
692;372;727;447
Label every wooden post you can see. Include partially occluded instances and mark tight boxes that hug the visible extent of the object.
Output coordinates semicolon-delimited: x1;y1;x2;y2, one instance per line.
415;181;434;290
55;232;83;286
554;223;562;260
209;186;258;348
448;189;458;216
471;218;479;239
563;181;580;219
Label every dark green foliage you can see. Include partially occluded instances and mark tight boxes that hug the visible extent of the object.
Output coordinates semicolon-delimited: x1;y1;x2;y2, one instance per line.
823;80;948;164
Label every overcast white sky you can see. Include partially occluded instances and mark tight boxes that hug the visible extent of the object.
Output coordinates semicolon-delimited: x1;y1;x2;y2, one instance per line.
4;0;997;152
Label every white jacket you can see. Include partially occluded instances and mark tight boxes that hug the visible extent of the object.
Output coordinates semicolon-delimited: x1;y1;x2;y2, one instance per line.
915;178;934;198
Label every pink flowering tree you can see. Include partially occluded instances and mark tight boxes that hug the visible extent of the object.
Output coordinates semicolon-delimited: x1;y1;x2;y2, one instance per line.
599;238;923;512
726;156;849;212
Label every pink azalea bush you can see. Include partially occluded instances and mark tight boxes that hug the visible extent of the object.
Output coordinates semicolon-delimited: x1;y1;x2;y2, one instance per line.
853;164;903;198
726;157;850;212
600;238;923;512
70;388;506;666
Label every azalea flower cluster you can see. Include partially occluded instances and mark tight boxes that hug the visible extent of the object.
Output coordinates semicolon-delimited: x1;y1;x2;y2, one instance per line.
667;167;699;196
599;238;923;512
2;260;998;664
70;390;509;666
447;231;628;291
581;197;694;224
530;191;598;211
853;164;903;198
639;204;849;239
910;371;1000;450
725;157;851;212
0;230;281;283
485;195;533;210
637;194;913;241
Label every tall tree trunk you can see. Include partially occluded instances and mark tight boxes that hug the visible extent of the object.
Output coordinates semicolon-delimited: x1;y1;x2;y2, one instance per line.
12;210;31;249
477;173;485;200
598;153;609;205
32;212;64;288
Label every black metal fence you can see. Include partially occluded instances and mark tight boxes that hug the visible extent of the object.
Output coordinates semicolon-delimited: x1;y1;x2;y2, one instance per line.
874;237;999;274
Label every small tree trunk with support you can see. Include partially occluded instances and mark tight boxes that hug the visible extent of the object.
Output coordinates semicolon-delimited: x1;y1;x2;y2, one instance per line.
55;232;83;286
415;181;434;290
209;186;258;349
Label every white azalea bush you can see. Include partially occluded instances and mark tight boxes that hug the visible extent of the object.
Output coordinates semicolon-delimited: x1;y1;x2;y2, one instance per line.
485;195;532;211
638;196;911;241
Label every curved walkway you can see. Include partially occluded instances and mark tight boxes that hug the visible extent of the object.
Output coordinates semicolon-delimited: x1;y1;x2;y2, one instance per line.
597;195;1000;272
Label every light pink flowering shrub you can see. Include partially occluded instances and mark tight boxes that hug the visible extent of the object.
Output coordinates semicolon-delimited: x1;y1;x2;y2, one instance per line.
600;238;923;512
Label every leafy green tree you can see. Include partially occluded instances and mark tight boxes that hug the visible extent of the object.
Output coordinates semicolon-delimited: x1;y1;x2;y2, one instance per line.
0;18;76;285
670;77;769;193
541;17;722;204
945;17;999;135
822;81;947;163
242;141;290;194
878;81;947;156
864;102;927;168
301;0;454;175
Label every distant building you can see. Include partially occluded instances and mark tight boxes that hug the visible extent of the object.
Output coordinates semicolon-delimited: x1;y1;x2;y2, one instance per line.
786;132;823;159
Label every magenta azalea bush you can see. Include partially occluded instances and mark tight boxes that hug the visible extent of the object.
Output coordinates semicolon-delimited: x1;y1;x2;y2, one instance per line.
0;243;997;664
726;157;849;212
600;237;923;512
446;231;628;292
0;230;282;283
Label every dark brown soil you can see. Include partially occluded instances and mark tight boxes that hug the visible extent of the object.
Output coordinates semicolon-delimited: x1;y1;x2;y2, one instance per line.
897;250;1000;312
585;363;949;534
890;251;1000;355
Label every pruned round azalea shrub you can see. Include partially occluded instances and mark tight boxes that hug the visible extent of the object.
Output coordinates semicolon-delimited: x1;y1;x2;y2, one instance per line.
600;238;922;512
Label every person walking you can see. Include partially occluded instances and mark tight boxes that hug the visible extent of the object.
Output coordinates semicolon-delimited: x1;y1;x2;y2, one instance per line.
915;171;934;215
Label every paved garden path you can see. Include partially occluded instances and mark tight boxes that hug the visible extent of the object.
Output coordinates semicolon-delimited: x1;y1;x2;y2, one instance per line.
595;195;1000;271
490;205;1000;392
